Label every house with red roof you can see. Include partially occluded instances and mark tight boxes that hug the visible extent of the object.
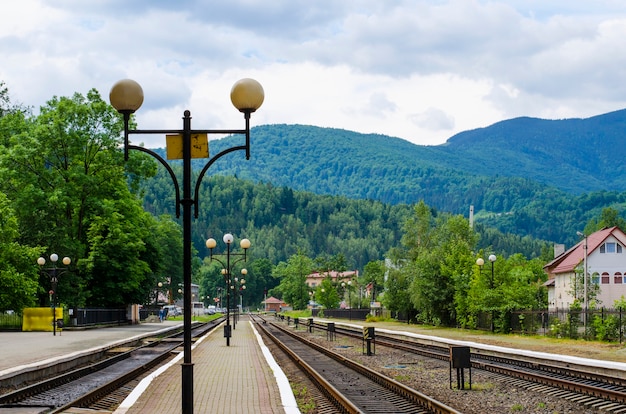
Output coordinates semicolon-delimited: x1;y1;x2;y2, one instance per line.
543;226;626;310
261;296;288;312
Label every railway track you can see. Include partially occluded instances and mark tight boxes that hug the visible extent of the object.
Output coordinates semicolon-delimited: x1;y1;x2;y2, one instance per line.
293;317;626;412
0;317;224;413
252;314;460;414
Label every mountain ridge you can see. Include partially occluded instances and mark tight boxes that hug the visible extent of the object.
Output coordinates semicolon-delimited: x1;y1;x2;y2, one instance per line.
144;109;626;246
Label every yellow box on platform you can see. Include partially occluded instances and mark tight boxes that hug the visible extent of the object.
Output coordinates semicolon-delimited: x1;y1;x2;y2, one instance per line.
23;307;63;332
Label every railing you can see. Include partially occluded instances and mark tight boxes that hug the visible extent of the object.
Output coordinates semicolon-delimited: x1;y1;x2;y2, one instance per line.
311;308;371;320
70;308;128;326
492;307;626;342
0;312;22;331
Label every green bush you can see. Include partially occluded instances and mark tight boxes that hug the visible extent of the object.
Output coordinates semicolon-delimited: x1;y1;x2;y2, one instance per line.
592;314;621;342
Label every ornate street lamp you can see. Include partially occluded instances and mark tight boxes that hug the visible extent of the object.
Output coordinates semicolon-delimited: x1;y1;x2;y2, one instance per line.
109;77;263;414
206;234;250;346
233;269;247;326
577;231;588;331
476;255;497;332
37;254;71;336
488;254;497;289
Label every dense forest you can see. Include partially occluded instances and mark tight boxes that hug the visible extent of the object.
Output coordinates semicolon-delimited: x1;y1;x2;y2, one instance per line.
141;169;553;268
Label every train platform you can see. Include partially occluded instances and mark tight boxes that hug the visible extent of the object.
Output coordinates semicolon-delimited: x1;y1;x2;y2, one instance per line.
114;315;299;414
0;320;182;375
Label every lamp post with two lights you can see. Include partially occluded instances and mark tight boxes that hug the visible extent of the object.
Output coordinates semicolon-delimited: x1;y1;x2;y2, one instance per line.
109;77;263;414
206;234;251;346
577;231;588;331
37;254;71;336
476;254;497;332
233;269;247;326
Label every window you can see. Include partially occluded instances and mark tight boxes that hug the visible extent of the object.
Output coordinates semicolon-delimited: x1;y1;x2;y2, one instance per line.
615;272;623;284
601;272;610;284
600;242;623;253
592;274;600;285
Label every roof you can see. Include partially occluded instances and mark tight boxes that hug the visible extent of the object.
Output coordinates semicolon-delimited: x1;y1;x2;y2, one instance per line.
262;296;284;304
544;227;626;275
307;270;358;279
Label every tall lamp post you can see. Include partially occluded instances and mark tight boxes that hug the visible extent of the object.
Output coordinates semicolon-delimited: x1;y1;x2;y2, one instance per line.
155;281;163;306
577;231;588;331
488;254;497;332
109;77;263;414
206;234;250;346
216;287;223;311
236;269;247;321
37;254;71;336
475;255;496;332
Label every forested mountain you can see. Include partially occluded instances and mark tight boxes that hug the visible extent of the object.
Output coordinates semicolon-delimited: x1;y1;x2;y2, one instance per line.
142;109;626;246
203;109;626;201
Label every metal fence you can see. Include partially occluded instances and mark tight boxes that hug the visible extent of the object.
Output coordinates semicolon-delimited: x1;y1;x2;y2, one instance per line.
312;308;372;320
490;308;626;342
0;313;22;331
70;308;128;326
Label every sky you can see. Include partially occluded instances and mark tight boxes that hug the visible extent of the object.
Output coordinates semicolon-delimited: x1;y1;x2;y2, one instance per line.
1;1;626;148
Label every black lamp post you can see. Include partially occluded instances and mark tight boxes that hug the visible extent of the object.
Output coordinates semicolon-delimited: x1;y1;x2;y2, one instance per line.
206;234;250;346
488;254;497;332
488;254;497;289
233;269;247;327
476;255;497;332
216;287;223;311
576;231;588;332
155;281;163;306
109;78;263;414
37;254;71;336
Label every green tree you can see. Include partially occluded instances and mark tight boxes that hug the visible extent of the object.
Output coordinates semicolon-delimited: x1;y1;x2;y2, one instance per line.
382;265;413;320
403;204;476;326
272;251;313;310
248;258;275;308
316;277;340;309
467;253;547;332
152;216;183;304
78;198;157;307
363;260;385;306
0;192;42;311
197;259;223;308
0;89;158;307
584;207;626;234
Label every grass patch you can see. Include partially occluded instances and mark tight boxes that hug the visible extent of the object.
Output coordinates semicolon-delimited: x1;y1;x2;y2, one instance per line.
291;383;316;414
468;382;495;391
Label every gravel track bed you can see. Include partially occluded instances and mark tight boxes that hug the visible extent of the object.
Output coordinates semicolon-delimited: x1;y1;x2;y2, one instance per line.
266;324;604;414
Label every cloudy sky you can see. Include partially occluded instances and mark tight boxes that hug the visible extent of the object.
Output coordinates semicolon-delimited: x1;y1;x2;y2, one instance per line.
2;1;626;148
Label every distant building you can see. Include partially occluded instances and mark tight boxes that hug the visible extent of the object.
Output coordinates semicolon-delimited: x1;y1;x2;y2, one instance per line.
544;227;626;310
305;270;359;288
262;296;287;312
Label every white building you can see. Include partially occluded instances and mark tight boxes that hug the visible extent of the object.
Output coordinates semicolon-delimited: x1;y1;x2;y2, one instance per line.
543;226;626;310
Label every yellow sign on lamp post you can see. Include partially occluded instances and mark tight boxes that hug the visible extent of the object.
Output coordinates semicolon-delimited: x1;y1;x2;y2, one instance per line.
166;133;209;160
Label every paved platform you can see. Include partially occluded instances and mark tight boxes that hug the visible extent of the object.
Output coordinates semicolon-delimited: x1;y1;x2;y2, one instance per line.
115;315;299;414
0;320;182;376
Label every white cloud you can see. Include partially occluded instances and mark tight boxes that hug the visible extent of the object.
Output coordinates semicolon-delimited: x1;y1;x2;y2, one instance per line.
1;0;626;147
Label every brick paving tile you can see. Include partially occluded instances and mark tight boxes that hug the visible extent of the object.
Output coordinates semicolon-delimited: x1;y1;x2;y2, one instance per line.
119;316;288;414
